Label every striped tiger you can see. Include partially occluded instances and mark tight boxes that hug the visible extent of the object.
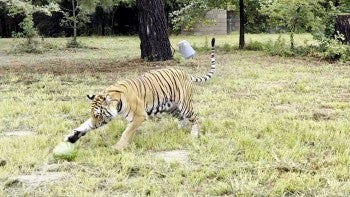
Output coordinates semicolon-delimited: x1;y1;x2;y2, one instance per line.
64;38;216;150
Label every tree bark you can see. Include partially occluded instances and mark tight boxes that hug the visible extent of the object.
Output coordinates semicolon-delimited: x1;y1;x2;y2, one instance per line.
239;0;245;49
72;0;77;44
136;0;172;61
335;14;350;44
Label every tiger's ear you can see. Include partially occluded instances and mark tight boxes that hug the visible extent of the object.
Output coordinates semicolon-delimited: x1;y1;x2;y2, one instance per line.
87;94;95;100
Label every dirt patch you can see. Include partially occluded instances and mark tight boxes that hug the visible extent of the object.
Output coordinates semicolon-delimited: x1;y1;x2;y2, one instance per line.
2;163;87;195
2;130;34;137
274;104;298;113
154;150;189;164
0;58;187;76
4;171;68;196
298;108;336;121
38;162;89;172
5;172;67;187
312;109;335;121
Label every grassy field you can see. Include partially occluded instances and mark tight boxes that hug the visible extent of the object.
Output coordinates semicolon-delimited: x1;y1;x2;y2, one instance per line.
0;34;350;196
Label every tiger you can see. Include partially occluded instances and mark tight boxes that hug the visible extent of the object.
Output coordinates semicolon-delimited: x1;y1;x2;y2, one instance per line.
64;38;216;151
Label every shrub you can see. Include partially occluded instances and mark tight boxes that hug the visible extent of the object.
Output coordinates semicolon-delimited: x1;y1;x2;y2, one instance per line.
265;35;293;57
220;43;236;53
10;39;44;54
315;32;349;61
321;39;348;61
66;39;84;48
245;40;264;51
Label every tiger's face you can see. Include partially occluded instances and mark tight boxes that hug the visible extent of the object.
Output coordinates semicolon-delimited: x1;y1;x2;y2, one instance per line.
87;94;119;127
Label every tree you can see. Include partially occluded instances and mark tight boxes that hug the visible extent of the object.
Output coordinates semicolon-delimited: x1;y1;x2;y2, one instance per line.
239;0;244;49
136;0;172;61
60;0;96;47
260;0;326;50
169;0;245;48
335;14;350;43
244;0;269;33
169;0;236;31
3;0;59;52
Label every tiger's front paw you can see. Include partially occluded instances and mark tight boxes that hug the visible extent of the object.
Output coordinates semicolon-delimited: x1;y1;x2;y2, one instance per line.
64;130;84;143
112;141;129;151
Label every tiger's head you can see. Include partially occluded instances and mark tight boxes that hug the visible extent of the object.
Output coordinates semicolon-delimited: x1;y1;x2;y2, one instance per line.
87;93;122;127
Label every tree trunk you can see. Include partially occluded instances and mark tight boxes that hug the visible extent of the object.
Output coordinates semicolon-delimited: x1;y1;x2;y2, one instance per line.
136;0;172;61
72;0;77;44
239;0;245;49
335;14;350;44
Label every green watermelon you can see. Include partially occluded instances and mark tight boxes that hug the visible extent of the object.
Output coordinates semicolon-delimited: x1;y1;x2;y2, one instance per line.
53;142;78;161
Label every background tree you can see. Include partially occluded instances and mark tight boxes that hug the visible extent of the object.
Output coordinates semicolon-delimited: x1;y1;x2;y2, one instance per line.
169;0;235;31
335;0;350;43
244;0;268;33
169;0;243;47
136;0;172;61
59;0;99;47
239;0;244;49
260;0;327;50
338;0;350;12
3;0;59;52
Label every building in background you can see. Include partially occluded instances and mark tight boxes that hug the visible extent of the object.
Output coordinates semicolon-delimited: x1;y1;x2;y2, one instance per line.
182;9;240;35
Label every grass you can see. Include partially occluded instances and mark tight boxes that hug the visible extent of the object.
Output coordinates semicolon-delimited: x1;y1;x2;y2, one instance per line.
0;34;350;196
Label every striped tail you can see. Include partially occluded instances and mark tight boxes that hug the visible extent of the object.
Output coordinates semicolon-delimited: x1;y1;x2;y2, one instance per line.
191;38;216;82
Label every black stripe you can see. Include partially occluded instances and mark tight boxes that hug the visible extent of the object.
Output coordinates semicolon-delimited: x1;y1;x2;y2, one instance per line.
167;69;181;103
139;77;148;107
149;72;168;105
143;74;158;114
117;100;122;112
162;70;176;102
157;71;172;102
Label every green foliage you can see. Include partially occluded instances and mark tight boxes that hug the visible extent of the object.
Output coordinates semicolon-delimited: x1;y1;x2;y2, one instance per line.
242;33;350;61
5;0;59;52
15;14;38;39
260;0;323;32
265;35;293;57
10;14;43;53
169;1;210;31
316;32;349;61
169;0;236;31
244;0;269;33
339;0;350;12
191;37;210;52
66;38;83;48
220;43;235;53
260;0;325;49
10;39;44;53
245;39;264;51
60;8;92;40
259;0;350;60
321;39;348;61
311;1;339;42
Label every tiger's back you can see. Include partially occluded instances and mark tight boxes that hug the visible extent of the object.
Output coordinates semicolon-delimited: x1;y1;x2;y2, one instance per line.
109;68;193;119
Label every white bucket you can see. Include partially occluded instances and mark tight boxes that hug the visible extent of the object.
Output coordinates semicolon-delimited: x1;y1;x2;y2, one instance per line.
178;40;195;59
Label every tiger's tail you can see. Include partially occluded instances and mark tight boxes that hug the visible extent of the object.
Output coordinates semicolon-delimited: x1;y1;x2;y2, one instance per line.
191;38;216;83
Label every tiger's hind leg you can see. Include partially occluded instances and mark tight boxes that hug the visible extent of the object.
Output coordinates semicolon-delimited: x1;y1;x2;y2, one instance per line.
180;103;199;138
177;116;186;129
187;112;199;138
